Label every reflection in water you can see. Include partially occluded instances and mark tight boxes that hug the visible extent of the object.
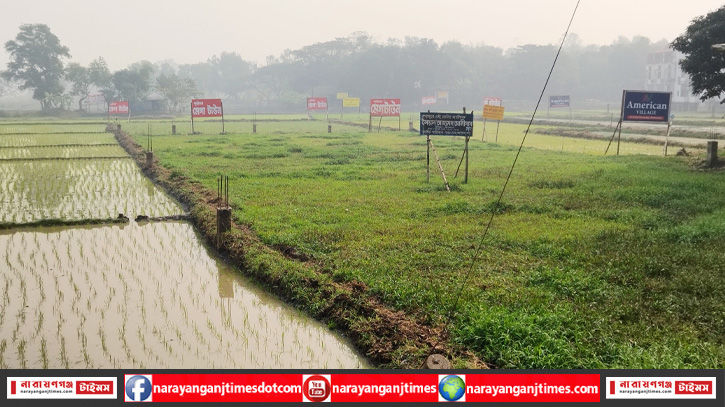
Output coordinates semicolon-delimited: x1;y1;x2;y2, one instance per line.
0;160;182;223
0;222;368;369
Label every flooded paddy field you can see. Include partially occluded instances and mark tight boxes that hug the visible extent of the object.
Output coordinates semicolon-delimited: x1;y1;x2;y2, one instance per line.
0;222;367;369
0;159;180;223
0;120;368;369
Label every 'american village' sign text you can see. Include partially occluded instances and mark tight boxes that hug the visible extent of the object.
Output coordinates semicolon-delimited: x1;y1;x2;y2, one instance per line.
621;91;671;123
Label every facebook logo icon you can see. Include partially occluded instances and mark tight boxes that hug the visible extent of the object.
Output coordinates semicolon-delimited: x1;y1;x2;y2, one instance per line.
125;375;152;402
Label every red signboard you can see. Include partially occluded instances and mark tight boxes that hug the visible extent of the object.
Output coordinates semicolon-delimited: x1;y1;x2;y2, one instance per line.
422;96;436;105
370;98;401;117
307;97;328;110
483;97;502;106
108;101;129;114
191;99;223;118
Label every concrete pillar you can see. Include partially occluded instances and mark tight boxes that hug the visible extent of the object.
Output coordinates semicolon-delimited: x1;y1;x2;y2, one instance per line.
409;121;414;131
707;141;718;167
145;151;154;168
253;124;257;134
172;124;177;135
117;124;122;132
328;124;332;133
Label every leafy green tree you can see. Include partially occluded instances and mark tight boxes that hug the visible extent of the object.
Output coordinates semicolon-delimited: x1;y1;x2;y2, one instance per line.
156;73;199;111
88;57;114;107
2;24;70;110
65;62;92;111
112;61;153;106
671;6;725;103
208;52;254;100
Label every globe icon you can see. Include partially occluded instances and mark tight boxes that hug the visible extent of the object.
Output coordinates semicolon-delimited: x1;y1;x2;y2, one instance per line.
438;375;465;401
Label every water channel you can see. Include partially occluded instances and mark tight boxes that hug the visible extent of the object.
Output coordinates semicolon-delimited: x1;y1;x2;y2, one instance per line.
0;124;368;369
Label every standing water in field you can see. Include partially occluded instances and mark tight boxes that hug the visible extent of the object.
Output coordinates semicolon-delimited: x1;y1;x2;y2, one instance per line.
0;124;368;369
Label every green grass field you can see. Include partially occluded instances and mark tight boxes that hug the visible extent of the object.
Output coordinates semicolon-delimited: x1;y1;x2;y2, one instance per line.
125;118;725;368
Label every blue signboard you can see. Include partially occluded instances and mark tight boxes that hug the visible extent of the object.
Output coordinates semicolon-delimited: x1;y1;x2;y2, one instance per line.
420;112;474;137
549;95;570;108
621;91;671;123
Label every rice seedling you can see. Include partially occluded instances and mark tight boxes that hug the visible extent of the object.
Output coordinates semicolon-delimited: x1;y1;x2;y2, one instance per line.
17;339;26;369
40;337;48;369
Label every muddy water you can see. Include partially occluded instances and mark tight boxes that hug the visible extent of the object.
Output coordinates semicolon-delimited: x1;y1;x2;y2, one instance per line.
0;221;368;369
0;125;368;369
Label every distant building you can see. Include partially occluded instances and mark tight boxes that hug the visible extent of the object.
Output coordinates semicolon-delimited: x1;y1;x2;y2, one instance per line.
645;50;701;111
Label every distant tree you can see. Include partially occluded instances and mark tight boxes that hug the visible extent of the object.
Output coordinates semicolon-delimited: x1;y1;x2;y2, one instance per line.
208;52;254;100
88;57;114;107
156;73;199;111
112;61;153;106
0;75;18;98
2;24;70;110
65;62;92;111
178;62;216;96
671;6;725;104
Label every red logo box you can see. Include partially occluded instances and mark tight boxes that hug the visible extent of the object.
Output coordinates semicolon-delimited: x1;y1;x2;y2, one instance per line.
76;381;115;395
675;381;713;395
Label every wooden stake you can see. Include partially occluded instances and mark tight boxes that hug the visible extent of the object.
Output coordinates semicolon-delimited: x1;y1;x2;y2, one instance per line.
427;135;430;182
429;139;450;192
605;120;622;155
464;136;469;184
663;120;672;156
617;122;622;156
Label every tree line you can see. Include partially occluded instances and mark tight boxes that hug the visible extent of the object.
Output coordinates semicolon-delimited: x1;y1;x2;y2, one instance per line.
2;18;722;113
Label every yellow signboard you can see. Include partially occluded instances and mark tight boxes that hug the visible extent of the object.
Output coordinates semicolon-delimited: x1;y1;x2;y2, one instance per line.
436;91;449;99
337;92;348;100
343;97;360;107
483;105;505;121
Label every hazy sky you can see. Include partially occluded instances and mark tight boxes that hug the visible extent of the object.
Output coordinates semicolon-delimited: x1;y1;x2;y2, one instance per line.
1;0;722;70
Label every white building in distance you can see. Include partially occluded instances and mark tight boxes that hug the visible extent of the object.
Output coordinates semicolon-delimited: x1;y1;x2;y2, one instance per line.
645;50;704;111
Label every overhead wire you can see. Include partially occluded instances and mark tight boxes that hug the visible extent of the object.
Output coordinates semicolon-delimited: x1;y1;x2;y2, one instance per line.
424;0;582;367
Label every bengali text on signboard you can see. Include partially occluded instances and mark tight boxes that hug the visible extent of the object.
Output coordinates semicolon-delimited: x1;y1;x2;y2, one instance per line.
370;98;401;117
483;97;502;107
307;97;328;110
420;112;473;137
483;105;505;121
549;95;570;108
191;99;223;118
422;96;436;105
343;97;360;107
108;101;129;114
621;91;671;123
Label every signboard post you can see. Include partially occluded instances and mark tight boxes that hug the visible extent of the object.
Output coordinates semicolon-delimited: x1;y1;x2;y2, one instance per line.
337;92;348;119
369;98;401;131
606;91;672;156
342;97;360;120
191;99;224;134
420;110;474;187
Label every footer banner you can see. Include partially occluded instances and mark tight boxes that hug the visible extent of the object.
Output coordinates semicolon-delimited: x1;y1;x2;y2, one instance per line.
119;373;600;403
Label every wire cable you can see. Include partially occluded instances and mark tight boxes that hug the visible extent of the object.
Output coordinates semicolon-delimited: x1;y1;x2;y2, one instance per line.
424;0;582;367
